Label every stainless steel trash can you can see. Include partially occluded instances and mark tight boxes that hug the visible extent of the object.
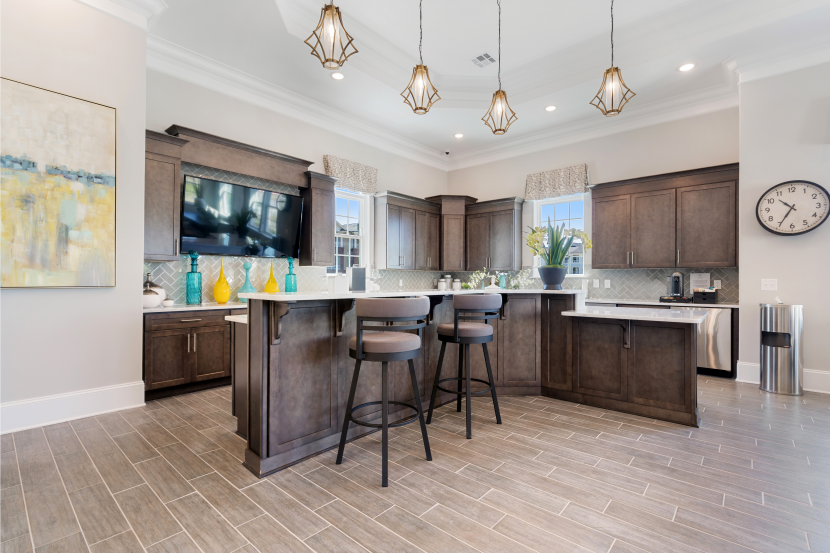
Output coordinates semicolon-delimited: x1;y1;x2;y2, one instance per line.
760;304;804;395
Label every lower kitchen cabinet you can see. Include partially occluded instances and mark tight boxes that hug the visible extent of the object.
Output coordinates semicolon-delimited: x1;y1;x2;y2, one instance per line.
144;329;192;389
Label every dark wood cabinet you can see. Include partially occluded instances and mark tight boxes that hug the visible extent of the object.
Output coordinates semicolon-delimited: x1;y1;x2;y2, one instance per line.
416;212;440;270
572;319;628;401
425;195;478;272
540;295;573;391
591;164;738;269
375;192;439;270
499;295;541;389
143;310;233;391
300;172;336;267
144;131;188;261
465;198;523;271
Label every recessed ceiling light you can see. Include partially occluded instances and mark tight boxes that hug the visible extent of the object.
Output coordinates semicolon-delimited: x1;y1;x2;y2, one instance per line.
454;133;463;138
678;63;695;72
331;72;345;80
545;105;556;112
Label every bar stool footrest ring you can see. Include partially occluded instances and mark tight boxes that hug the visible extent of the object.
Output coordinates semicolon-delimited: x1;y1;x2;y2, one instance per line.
435;377;494;396
349;401;421;429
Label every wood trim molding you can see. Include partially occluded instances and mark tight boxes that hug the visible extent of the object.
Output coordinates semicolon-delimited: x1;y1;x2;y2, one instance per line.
146;130;189;147
166;125;313;167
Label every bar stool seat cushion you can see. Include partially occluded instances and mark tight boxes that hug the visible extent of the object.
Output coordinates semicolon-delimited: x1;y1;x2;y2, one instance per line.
349;332;421;353
437;322;494;337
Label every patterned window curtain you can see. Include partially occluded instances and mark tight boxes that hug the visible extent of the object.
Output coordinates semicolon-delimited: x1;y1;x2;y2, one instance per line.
323;155;378;195
525;163;589;201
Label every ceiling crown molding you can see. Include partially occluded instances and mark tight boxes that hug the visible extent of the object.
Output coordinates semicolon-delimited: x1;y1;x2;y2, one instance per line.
74;0;167;29
146;36;449;171
736;42;830;83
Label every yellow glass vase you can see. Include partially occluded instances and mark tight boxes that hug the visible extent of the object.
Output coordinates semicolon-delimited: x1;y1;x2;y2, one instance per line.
264;260;279;294
213;259;232;304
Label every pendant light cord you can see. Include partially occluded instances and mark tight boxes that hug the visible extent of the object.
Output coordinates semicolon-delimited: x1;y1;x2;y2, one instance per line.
610;0;615;67
419;0;423;64
497;0;502;90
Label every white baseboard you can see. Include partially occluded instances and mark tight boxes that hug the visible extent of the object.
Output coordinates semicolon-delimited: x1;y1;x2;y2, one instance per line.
1;381;145;434
735;361;830;394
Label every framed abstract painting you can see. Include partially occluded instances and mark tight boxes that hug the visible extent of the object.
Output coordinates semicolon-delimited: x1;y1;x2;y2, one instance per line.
1;78;116;288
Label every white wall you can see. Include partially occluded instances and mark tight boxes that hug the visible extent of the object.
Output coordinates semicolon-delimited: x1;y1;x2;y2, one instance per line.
146;71;449;198
1;0;147;431
738;62;830;391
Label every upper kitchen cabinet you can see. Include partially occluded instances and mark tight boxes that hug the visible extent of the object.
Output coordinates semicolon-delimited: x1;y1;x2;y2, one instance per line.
425;195;478;271
465;198;523;271
144;131;188;261
591;164;738;269
299;172;336;267
374;192;440;270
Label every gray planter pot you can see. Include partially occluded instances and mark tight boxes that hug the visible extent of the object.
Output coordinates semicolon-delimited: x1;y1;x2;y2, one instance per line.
538;266;567;290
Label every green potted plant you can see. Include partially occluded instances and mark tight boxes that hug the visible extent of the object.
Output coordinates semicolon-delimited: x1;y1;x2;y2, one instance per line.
526;219;592;290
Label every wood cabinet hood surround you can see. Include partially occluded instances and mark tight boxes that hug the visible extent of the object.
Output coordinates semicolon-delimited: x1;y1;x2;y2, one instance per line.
165;125;314;188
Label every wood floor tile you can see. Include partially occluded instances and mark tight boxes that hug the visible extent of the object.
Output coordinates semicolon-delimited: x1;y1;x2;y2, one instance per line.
267;468;336;511
131;422;178;449
42;424;82;457
303;467;393;519
190;473;263;527
35;532;87;553
288;458;324;476
24;484;80;548
203;410;237;433
75;428;120;459
17;452;62;494
54;450;102;494
144;532;201;553
118;409;154;427
315;500;422;553
317;447;410;482
340;464;436;517
133;457;193;503
166;493;247;553
458;464;571;515
199;449;259;489
157;443;212;480
88;530;143;553
0;534;33;553
723;493;830;538
0;434;15;455
113;484;181;548
12;429;49;458
68;483;129;545
111;432;158;464
145;409;188;431
673;507;807;553
303;526;367;553
491;463;612;513
376;505;479;553
166;425;220;455
243;481;328;540
1;485;29;543
386;437;468;473
494;514;593;553
236;514;308;553
396;455;492;499
90;451;144;494
94;413;134;438
1;452;20;490
156;402;218;432
199;428;246;460
68;418;100;433
397;470;505;528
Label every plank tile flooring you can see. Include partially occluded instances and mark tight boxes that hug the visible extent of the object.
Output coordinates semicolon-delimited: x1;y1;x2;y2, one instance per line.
3;378;830;552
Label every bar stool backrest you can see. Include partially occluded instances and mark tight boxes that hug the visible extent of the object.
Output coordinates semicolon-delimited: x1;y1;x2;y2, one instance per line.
450;293;502;343
353;296;430;359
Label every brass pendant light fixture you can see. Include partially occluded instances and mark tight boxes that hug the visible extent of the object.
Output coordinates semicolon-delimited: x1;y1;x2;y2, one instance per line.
590;0;635;116
482;0;517;135
305;3;358;70
401;0;440;114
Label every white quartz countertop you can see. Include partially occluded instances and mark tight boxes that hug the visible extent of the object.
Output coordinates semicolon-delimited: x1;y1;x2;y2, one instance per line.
225;314;248;324
562;305;710;324
239;288;586;303
585;298;739;309
143;302;247;313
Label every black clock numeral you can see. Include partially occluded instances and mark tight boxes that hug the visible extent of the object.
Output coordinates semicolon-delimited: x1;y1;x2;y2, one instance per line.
765;208;770;213
790;223;795;229
818;203;823;208
776;191;783;196
768;216;773;221
814;212;818;218
803;220;808;226
789;187;796;193
767;199;775;204
813;193;818;199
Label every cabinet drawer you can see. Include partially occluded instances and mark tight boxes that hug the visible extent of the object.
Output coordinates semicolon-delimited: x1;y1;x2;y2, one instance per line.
145;310;232;331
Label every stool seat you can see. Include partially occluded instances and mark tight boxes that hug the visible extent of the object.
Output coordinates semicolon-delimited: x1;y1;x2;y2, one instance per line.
348;332;421;353
437;322;493;338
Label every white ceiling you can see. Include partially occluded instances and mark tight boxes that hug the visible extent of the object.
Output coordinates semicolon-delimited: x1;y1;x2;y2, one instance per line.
146;0;830;170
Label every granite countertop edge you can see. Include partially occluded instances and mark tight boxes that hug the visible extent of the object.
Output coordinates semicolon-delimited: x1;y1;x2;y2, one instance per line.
563;305;710;324
584;298;739;309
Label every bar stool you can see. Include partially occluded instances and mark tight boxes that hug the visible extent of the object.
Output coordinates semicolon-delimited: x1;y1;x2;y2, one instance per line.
427;293;502;439
337;296;432;487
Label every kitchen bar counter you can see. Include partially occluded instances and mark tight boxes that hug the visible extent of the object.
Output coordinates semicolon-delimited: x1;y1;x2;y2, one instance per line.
586;298;739;309
563;305;710;324
144;302;247;313
237;288;699;478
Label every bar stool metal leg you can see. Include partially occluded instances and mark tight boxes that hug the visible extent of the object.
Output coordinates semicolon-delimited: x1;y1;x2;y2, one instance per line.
482;343;501;424
336;360;361;464
456;344;464;413
381;361;389;487
408;359;432;461
465;343;472;439
426;342;446;424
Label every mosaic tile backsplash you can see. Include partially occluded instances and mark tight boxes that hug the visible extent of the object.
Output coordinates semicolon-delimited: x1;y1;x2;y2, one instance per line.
144;256;738;306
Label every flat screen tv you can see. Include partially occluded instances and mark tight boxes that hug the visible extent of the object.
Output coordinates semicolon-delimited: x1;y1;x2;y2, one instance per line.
180;175;303;258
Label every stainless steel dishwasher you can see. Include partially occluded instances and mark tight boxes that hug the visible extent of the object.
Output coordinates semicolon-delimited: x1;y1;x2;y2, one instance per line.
671;306;732;372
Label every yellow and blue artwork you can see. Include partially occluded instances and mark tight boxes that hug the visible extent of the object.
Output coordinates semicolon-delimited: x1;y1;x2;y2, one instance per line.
1;78;116;288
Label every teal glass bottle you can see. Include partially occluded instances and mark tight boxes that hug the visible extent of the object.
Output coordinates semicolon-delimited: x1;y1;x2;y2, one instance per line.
285;257;297;294
185;250;202;305
499;274;507;289
238;261;256;303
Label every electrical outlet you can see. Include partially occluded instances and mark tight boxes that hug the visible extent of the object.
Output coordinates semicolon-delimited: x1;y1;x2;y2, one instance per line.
713;280;722;289
761;279;777;291
604;279;611;289
593;279;600;288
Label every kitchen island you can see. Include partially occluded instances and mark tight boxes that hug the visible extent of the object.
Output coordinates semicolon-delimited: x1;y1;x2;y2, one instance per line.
237;289;706;477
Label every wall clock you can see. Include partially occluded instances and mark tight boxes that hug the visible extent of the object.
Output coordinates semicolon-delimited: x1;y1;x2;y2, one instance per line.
756;180;828;236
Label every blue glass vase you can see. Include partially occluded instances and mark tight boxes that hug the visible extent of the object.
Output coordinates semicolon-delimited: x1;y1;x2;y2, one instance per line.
499;274;507;289
238;261;256;303
285;257;297;294
185;250;202;305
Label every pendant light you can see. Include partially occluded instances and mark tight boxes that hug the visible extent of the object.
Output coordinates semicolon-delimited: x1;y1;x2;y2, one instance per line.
304;3;358;70
401;0;440;114
590;0;635;116
482;0;517;135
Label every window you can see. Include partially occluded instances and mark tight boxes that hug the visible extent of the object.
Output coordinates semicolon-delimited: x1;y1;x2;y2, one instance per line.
534;193;587;276
331;188;367;273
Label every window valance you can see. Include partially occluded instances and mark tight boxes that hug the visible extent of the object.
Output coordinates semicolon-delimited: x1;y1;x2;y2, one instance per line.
525;163;588;201
323;155;378;195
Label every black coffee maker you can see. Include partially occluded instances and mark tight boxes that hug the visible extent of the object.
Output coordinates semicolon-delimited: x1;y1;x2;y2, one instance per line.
659;272;692;303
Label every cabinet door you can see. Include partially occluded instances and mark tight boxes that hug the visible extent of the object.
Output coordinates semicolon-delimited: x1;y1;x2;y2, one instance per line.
427;213;440;270
499;295;541;388
466;214;490;271
572;318;628;401
592;195;630;269
400;207;416;270
144;329;191;390
489;209;516;270
441;215;465;271
310;188;335;267
144;155;181;261
541;295;572;391
627;321;693;413
631;189;676;268
415;210;428;270
386;205;402;269
677;181;736;268
192;325;230;382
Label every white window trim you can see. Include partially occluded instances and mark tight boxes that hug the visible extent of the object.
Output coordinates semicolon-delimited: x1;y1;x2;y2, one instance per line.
532;192;590;278
333;188;372;273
